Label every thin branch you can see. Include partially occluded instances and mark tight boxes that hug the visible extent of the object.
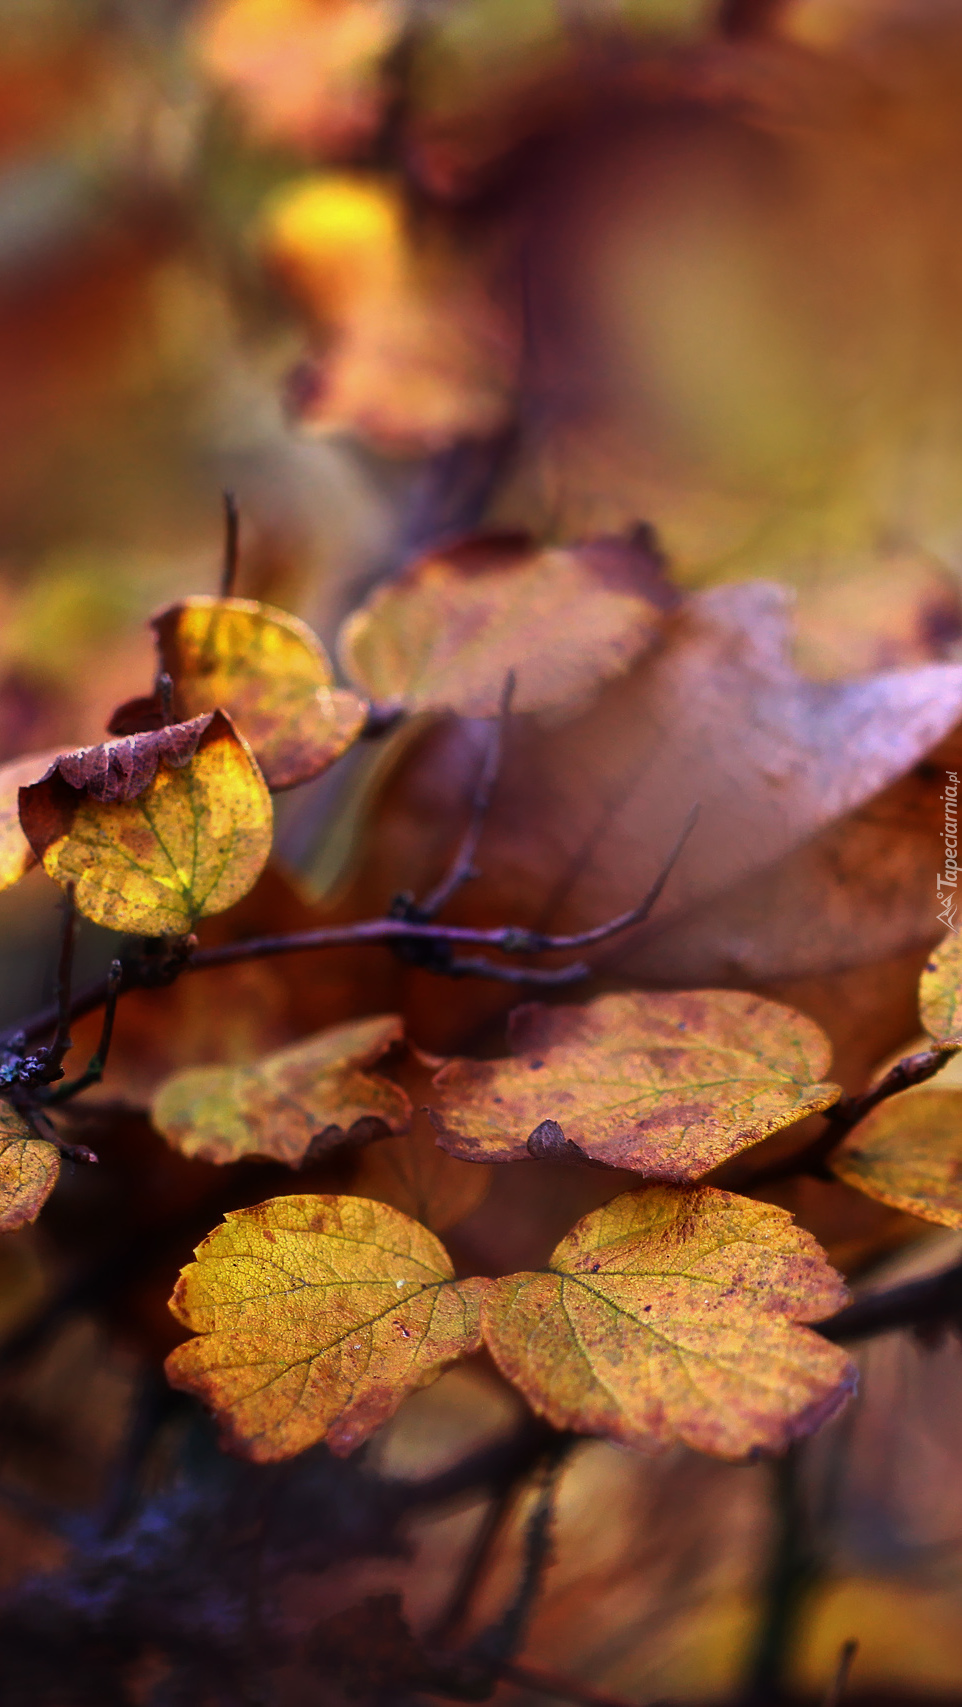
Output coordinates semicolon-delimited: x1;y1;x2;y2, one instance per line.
816;1255;962;1343
418;671;515;920
822;1639;858;1707
220;489;240;597
46;960;123;1105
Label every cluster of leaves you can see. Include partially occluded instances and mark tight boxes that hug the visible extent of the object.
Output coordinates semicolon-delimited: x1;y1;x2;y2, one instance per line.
5;514;962;1489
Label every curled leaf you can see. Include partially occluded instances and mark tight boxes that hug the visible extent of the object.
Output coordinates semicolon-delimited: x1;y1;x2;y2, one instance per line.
152;1015;411;1166
19;712;272;936
832;1090;962;1229
0;1105;59;1233
165;1194;486;1460
430;991;841;1180
339;531;671;718
149;596;367;791
919;932;962;1047
0;749;60;894
481;1186;855;1459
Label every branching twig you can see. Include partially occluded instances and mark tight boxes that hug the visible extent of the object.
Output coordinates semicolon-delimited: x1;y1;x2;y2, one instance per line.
46;960;123;1105
417;671;515;920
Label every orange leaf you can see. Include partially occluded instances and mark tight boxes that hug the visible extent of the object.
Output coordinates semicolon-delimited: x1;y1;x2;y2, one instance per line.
149;596;367;791
919;932;962;1048
166;1194;486;1460
430;990;841;1180
339;531;672;718
350;1123;490;1232
832;1089;962;1229
481;1185;855;1458
151;1015;411;1165
0;1104;59;1233
0;748;61;895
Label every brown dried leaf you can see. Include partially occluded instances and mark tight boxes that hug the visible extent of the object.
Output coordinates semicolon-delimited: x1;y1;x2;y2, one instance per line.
151;1015;411;1166
481;1185;855;1458
149;596;367;791
351;1123;490;1232
339;531;673;718
430;990;841;1180
165;1194;486;1460
832;1089;962;1229
19;712;272;935
0;1104;59;1233
0;749;60;894
919;932;962;1047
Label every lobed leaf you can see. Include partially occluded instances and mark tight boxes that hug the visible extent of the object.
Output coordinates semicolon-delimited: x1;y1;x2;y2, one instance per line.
832;1089;962;1228
150;596;367;791
339;532;670;719
152;1015;411;1166
0;749;61;895
919;932;962;1047
165;1194;486;1460
481;1186;855;1459
19;712;272;936
430;990;841;1180
0;1104;59;1233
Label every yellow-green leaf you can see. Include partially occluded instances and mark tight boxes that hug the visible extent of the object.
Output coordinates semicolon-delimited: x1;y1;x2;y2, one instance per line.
0;1104;59;1233
165;1194;486;1460
152;1015;411;1166
153;596;367;791
919;932;962;1047
18;712;272;936
430;991;841;1180
338;532;670;718
0;749;61;895
832;1089;962;1228
481;1186;855;1458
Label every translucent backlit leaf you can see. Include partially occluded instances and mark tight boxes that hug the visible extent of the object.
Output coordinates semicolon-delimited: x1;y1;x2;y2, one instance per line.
919;932;962;1047
0;1104;59;1233
430;990;841;1180
19;712;272;936
152;1015;411;1166
0;749;60;895
481;1186;855;1458
339;532;671;718
832;1089;962;1229
351;1124;490;1232
151;596;367;791
165;1194;486;1460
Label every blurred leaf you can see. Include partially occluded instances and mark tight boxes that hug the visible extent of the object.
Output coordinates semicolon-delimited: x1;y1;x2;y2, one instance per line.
481;1185;854;1457
0;1103;58;1232
151;1014;411;1165
19;712;272;935
430;990;841;1179
166;1194;487;1460
351;1122;490;1231
919;931;962;1047
832;1089;962;1229
0;748;59;894
145;595;367;791
339;531;673;717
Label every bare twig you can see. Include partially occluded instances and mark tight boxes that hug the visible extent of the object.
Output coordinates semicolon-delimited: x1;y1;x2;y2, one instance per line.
220;489;240;597
418;671;515;920
46;960;123;1105
817;1256;962;1343
822;1639;858;1707
155;670;174;727
45;882;77;1078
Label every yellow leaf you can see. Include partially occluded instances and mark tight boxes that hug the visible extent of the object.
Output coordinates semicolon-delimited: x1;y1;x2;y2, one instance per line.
0;1104;59;1233
165;1194;486;1461
351;1123;490;1232
0;748;60;895
18;712;272;936
919;932;962;1047
152;596;367;791
430;991;841;1180
832;1089;962;1229
339;532;669;718
152;1015;411;1166
481;1185;855;1459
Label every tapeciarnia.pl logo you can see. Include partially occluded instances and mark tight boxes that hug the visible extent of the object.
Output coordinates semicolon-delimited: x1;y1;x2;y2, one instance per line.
938;770;959;933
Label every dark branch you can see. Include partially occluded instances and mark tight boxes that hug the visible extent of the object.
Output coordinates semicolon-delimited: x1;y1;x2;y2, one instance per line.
816;1255;962;1344
220;489;240;598
46;960;123;1105
418;671;515;920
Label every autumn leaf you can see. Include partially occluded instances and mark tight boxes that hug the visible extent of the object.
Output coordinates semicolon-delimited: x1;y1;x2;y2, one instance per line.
481;1185;855;1459
151;1015;411;1166
919;932;962;1048
338;531;673;718
430;990;841;1180
0;748;60;895
0;1104;59;1233
165;1194;486;1460
18;712;272;936
831;1090;962;1229
350;1123;490;1232
149;596;367;791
